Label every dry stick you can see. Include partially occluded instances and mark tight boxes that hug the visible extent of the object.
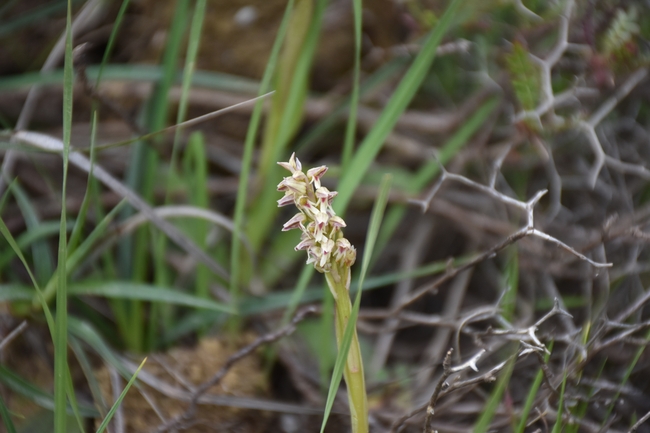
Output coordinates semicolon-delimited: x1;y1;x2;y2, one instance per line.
92;91;275;151
400;159;611;313
0;0;107;194
154;306;317;433
515;0;577;128
511;0;649;187
613;290;650;324
108;365;125;433
391;349;509;433
389;303;576;431
369;218;436;376
0;321;28;352
478;299;572;351
580;67;650;185
13;129;230;288
422;348;453;433
628;409;650;433
416;268;472;388
11;93;272;295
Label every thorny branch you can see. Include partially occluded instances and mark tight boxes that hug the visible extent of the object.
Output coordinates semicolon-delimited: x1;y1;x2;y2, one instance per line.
401;159;611;313
422;348;453;433
391;348;517;433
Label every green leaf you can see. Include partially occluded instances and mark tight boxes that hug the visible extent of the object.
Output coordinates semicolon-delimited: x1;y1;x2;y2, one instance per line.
334;0;464;215
473;355;516;433
95;357;147;433
505;42;540;111
515;342;553;433
230;0;296;305
54;2;73;431
0;365;98;418
320;174;392;433
68;282;234;313
0;391;16;433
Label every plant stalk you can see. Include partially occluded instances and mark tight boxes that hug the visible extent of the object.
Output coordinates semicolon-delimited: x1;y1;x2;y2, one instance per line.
326;267;368;433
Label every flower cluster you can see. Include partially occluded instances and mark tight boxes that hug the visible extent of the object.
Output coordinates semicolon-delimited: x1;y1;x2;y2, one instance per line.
277;153;356;275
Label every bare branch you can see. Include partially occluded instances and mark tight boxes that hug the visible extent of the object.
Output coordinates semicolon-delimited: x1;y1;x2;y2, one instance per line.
154;306;317;432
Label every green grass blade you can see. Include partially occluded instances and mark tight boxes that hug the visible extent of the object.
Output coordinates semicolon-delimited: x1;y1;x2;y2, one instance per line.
0;222;67;270
551;372;568;433
54;1;73;431
64;200;127;280
0;1;65;38
357;174;392;290
373;97;498;261
341;0;362;170
67;318;132;378
170;0;205;167
65;362;86;433
67;110;98;254
0;219;54;323
9;182;54;285
68;282;234;313
320;174;392;432
293;58;408;154
603;327;650;423
0;365;98;418
118;0;189;352
95;357;147;433
0;392;16;433
282;263;315;324
183;132;210;301
515;342;553;433
69;337;108;420
38;200;128;308
246;0;328;252
473;356;516;433
501;245;519;320
151;0;207;348
258;0;322;178
95;0;130;86
230;0;295;303
0;65;260;94
334;0;464;215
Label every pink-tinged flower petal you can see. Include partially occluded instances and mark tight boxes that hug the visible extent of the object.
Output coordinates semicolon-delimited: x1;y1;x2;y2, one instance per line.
291;153;302;171
334;238;356;267
334;238;350;260
315;186;330;203
343;246;357;267
319;238;335;268
296;196;318;218
295;236;315;251
326;190;338;204
315;187;338;211
313;211;329;243
329;215;346;228
277;179;289;191
306;245;321;265
277;193;295;207
277;152;302;173
277;161;295;173
282;213;306;231
307;165;328;187
282;177;307;196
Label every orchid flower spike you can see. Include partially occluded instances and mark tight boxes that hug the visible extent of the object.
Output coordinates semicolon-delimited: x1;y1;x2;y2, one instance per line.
277;153;356;274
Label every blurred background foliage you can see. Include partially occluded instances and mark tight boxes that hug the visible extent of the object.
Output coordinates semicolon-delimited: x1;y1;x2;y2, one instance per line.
1;0;650;432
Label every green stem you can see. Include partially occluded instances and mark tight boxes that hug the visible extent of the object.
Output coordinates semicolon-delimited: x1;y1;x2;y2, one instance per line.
325;268;368;433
